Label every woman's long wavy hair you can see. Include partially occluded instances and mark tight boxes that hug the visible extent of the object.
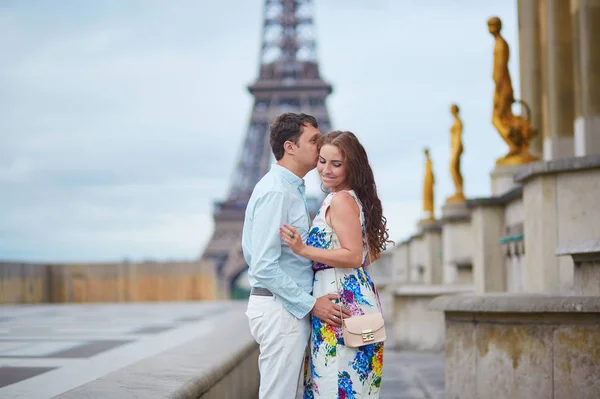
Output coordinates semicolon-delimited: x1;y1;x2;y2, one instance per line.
321;131;392;258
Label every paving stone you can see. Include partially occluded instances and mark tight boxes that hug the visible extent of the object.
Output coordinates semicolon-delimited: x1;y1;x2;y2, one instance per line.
0;302;446;398
0;367;56;388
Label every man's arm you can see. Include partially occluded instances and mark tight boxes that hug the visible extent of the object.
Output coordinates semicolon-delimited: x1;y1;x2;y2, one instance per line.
250;192;316;319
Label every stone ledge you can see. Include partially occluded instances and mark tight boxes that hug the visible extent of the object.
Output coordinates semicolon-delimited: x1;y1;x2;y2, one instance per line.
514;154;600;183
395;284;473;297
556;239;600;257
466;186;523;208
429;293;600;313
55;305;259;399
441;214;471;223
441;202;471;223
419;220;443;233
409;232;424;241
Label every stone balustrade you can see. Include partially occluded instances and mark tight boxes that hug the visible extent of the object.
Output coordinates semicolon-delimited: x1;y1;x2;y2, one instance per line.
369;251;396;323
54;308;259;399
430;293;600;399
557;239;600;295
440;203;473;285
468;186;523;294
514;155;600;293
393;284;473;351
431;239;600;398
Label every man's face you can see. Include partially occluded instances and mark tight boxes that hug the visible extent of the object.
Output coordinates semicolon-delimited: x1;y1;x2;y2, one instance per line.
293;123;321;170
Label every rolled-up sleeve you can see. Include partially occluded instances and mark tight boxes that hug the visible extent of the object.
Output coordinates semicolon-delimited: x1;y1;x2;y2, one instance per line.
250;191;316;319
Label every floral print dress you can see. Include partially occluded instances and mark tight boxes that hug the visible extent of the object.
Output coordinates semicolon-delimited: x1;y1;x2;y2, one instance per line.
304;190;384;399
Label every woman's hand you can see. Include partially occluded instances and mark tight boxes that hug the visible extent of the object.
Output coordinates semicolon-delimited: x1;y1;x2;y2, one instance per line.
280;224;306;256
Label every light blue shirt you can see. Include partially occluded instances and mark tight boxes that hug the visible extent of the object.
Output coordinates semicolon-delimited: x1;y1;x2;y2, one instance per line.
242;164;316;319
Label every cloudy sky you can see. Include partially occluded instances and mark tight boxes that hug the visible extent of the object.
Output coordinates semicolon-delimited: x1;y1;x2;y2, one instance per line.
0;0;519;262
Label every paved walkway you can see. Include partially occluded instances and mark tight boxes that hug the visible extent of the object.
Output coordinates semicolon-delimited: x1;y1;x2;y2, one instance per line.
0;302;444;398
381;351;445;399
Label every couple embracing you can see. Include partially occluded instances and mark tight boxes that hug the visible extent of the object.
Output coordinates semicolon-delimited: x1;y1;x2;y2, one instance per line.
242;112;391;399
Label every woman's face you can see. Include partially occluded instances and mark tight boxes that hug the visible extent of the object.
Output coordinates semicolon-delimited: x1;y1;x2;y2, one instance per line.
317;144;347;190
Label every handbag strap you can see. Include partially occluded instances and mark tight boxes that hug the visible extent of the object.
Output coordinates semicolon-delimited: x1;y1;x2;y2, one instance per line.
331;192;381;321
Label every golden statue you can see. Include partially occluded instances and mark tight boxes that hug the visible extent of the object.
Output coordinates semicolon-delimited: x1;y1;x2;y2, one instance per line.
447;104;465;203
488;16;538;166
422;148;435;220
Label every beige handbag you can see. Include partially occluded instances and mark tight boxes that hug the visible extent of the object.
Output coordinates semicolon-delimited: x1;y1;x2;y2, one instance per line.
335;248;386;348
341;310;386;348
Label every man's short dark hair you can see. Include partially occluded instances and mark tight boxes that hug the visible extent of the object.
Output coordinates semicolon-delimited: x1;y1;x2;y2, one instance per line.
269;113;318;160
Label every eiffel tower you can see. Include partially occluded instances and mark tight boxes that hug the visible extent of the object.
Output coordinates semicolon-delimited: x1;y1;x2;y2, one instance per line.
200;0;333;299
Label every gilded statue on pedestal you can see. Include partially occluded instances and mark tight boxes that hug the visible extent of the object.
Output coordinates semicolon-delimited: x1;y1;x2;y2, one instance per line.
422;148;435;220
488;16;538;165
447;104;465;203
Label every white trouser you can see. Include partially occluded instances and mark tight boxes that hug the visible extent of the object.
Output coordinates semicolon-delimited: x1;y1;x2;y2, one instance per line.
246;295;311;399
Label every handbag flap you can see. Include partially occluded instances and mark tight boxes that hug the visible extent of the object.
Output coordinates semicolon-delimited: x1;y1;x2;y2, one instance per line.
343;312;385;334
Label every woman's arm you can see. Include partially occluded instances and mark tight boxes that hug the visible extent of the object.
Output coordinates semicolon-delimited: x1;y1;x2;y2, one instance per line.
281;192;364;268
363;250;380;267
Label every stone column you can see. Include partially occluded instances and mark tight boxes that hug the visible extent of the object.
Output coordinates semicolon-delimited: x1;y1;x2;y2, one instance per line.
424;228;443;285
471;205;506;294
441;203;473;284
518;0;544;157
417;220;443;285
393;241;410;284
572;0;600;156
541;0;576;160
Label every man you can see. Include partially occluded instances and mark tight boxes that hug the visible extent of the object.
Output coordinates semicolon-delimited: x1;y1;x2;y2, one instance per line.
242;113;351;399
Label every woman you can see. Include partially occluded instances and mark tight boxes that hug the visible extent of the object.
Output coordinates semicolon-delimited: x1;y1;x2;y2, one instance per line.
280;131;391;399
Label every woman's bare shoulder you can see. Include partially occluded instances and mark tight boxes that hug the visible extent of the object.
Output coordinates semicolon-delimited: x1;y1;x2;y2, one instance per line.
330;191;359;214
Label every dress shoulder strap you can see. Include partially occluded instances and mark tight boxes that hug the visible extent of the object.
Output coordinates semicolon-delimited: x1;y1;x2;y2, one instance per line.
334;189;360;204
334;190;364;216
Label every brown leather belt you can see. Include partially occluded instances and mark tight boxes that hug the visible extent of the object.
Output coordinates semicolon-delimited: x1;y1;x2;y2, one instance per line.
250;287;273;296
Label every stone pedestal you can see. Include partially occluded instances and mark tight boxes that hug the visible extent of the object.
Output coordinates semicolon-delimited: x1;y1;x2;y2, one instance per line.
441;202;473;284
391;240;410;284
515;155;600;292
407;234;425;283
393;284;472;351
414;219;443;285
432;241;600;399
557;239;600;295
431;294;600;399
490;165;523;196
467;189;523;294
370;250;396;325
370;250;394;287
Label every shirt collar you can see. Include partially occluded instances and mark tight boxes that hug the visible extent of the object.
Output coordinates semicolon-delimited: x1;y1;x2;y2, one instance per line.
271;164;305;189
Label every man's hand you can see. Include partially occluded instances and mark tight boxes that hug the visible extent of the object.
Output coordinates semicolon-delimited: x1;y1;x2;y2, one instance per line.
310;293;352;328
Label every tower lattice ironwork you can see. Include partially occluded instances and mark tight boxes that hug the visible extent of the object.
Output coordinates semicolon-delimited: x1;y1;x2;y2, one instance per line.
200;0;333;298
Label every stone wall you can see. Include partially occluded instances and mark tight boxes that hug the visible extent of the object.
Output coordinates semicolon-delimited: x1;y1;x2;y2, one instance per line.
393;285;472;351
431;294;600;399
54;306;259;399
0;262;50;303
394;242;410;283
516;156;600;292
408;234;425;282
0;260;217;304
